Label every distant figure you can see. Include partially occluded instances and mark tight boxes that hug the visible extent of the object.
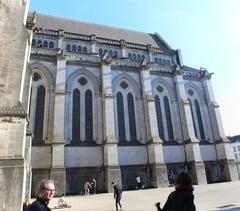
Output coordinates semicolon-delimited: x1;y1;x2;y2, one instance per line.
168;170;176;187
26;179;55;211
136;175;142;189
57;195;71;208
84;181;92;195
112;182;122;211
91;178;97;194
155;171;196;211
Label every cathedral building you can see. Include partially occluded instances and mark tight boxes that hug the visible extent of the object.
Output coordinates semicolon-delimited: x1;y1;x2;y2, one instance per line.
28;12;238;195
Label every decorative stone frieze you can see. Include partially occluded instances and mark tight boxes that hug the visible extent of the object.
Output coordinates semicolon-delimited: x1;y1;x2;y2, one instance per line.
66;52;101;64
111;58;140;68
0;105;27;118
145;95;155;102
31;47;59;57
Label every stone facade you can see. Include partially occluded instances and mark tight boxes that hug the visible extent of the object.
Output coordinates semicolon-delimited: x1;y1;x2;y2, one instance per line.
0;0;32;210
27;12;239;196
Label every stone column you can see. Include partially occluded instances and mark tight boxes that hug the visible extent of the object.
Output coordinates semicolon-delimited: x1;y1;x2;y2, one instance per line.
51;55;66;196
202;73;238;181
140;67;168;187
0;1;32;210
101;61;122;192
174;67;207;184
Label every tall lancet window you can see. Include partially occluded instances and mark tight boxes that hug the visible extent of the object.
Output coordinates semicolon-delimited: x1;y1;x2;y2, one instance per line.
154;95;164;140
163;96;174;140
34;85;45;140
154;85;174;141
194;99;205;140
188;99;197;137
72;89;80;140
127;93;137;141
117;92;126;140
187;88;206;141
85;89;93;140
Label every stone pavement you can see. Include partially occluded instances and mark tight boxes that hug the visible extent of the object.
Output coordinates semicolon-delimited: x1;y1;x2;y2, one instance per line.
46;181;240;211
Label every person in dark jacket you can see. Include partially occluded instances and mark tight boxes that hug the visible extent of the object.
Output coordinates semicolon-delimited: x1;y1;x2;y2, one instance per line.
27;179;55;211
112;181;122;211
156;171;196;211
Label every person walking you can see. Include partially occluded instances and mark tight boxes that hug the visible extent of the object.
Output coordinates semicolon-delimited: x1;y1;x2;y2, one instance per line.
112;181;122;211
155;171;196;211
91;178;97;194
26;179;55;211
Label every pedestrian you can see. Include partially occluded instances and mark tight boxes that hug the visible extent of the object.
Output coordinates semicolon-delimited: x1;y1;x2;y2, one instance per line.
112;181;122;211
91;178;97;194
84;181;92;195
155;171;196;211
136;175;141;189
26;179;55;211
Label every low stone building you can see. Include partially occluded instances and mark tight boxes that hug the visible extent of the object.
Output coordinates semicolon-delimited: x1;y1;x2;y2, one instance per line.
28;12;239;196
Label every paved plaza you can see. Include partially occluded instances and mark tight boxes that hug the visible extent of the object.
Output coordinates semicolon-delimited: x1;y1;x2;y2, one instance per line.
45;181;240;211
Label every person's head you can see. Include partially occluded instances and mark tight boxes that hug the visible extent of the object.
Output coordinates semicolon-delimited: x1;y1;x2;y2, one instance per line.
37;179;55;201
175;172;193;186
111;181;116;186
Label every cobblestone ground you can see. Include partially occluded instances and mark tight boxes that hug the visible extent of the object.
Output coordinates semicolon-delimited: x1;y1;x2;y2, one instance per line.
45;181;240;211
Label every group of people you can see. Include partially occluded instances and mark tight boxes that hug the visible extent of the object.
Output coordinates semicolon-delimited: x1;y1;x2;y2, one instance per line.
25;171;195;211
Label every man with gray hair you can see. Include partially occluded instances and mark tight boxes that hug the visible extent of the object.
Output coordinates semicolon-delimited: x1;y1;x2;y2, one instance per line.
27;179;55;211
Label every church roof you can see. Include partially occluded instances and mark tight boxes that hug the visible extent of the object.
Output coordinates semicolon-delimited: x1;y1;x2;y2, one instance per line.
31;12;172;50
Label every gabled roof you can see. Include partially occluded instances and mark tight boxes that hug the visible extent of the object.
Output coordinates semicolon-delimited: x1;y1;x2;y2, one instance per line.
31;12;172;50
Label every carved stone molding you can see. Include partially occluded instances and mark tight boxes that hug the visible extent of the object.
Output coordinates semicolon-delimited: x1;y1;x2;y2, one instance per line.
111;59;140;68
104;91;113;98
66;52;101;64
145;95;155;102
0;105;27;118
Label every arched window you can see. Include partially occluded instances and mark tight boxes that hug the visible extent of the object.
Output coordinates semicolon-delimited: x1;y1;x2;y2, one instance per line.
127;93;137;141
189;99;197;137
72;89;80;140
128;53;132;60
34;86;45;140
43;41;48;48
99;49;103;56
83;47;87;53
154;57;158;63
72;45;76;52
117;92;126;140
66;44;71;52
37;40;42;47
32;39;36;47
49;41;54;48
194;99;205;140
137;54;141;61
164;96;174;140
113;51;118;58
141;55;145;61
85;89;93;140
133;53;136;61
77;46;82;52
154;95;164;140
109;50;113;57
159;58;162;64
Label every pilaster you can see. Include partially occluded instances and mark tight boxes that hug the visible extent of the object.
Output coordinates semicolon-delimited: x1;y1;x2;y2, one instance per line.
120;39;127;58
90;34;97;54
140;67;168;187
174;67;207;184
101;61;122;192
147;45;153;62
51;56;66;195
202;73;238;181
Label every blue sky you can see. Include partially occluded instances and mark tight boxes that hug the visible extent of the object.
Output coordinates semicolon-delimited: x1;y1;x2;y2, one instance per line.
29;0;240;136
